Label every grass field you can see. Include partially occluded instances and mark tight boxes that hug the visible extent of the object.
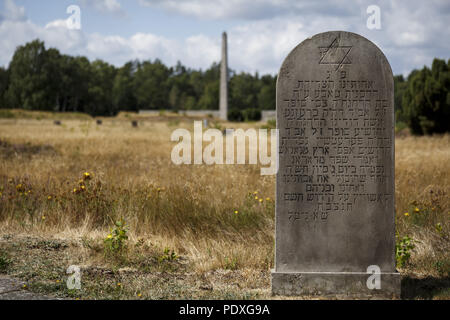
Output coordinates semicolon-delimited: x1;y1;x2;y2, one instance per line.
0;109;448;299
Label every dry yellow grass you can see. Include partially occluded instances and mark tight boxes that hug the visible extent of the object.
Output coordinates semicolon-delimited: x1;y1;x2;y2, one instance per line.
0;112;448;293
0;116;275;273
395;134;449;276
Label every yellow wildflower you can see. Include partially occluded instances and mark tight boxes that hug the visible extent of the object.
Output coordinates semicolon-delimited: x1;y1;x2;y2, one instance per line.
415;207;420;212
106;234;112;239
83;172;91;180
266;197;270;201
255;196;258;200
137;293;142;297
259;199;263;203
234;210;238;214
42;216;46;220
47;196;52;200
404;212;409;217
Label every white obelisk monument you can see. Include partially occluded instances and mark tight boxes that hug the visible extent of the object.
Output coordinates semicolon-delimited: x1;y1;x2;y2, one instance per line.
219;32;228;120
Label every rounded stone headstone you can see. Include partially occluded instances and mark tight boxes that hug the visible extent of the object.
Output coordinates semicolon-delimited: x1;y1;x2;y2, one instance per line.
272;31;400;298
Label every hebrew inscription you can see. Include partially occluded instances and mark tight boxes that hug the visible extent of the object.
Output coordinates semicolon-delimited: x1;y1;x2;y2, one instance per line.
280;68;392;223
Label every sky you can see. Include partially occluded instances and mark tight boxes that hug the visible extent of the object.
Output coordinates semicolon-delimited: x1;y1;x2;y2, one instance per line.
0;0;449;76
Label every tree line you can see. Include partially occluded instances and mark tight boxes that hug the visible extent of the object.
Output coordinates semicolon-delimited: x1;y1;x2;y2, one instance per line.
0;39;275;118
394;59;449;135
0;39;448;134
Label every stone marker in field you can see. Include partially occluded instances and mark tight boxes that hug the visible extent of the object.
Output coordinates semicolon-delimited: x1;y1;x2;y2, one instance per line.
272;31;400;298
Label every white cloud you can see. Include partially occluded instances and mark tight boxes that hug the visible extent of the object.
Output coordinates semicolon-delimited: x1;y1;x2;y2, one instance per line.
45;19;68;29
79;0;125;15
0;14;218;71
138;0;356;20
0;0;448;77
1;0;25;21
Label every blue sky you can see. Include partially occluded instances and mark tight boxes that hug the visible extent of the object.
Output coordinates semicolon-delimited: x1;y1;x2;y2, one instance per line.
0;0;449;76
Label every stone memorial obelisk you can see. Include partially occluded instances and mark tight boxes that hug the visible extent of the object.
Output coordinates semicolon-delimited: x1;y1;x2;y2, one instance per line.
219;32;228;121
272;31;400;298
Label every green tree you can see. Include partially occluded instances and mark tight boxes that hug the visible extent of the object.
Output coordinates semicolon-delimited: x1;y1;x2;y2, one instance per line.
6;39;53;110
394;75;407;122
86;60;116;116
403;58;450;135
0;67;9;108
257;74;276;110
198;81;219;110
113;61;138;113
133;59;170;110
229;72;259;110
64;56;92;113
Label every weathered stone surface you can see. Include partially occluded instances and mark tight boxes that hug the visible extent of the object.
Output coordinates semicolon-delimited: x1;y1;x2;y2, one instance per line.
0;275;54;300
0;275;23;294
272;272;400;298
272;31;399;297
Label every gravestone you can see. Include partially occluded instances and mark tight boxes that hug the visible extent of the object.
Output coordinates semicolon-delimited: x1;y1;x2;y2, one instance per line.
272;31;400;298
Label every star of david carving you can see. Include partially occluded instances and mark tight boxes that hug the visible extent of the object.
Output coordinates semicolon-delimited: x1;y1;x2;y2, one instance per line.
319;37;352;70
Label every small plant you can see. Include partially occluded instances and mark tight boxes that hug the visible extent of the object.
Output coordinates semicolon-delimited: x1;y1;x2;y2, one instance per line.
104;219;128;256
396;235;415;268
433;260;449;276
224;256;238;270
158;247;178;263
0;249;11;273
435;222;444;236
135;238;145;248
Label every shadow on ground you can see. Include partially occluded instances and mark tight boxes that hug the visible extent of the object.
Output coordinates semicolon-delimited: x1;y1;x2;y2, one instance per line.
401;276;450;299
